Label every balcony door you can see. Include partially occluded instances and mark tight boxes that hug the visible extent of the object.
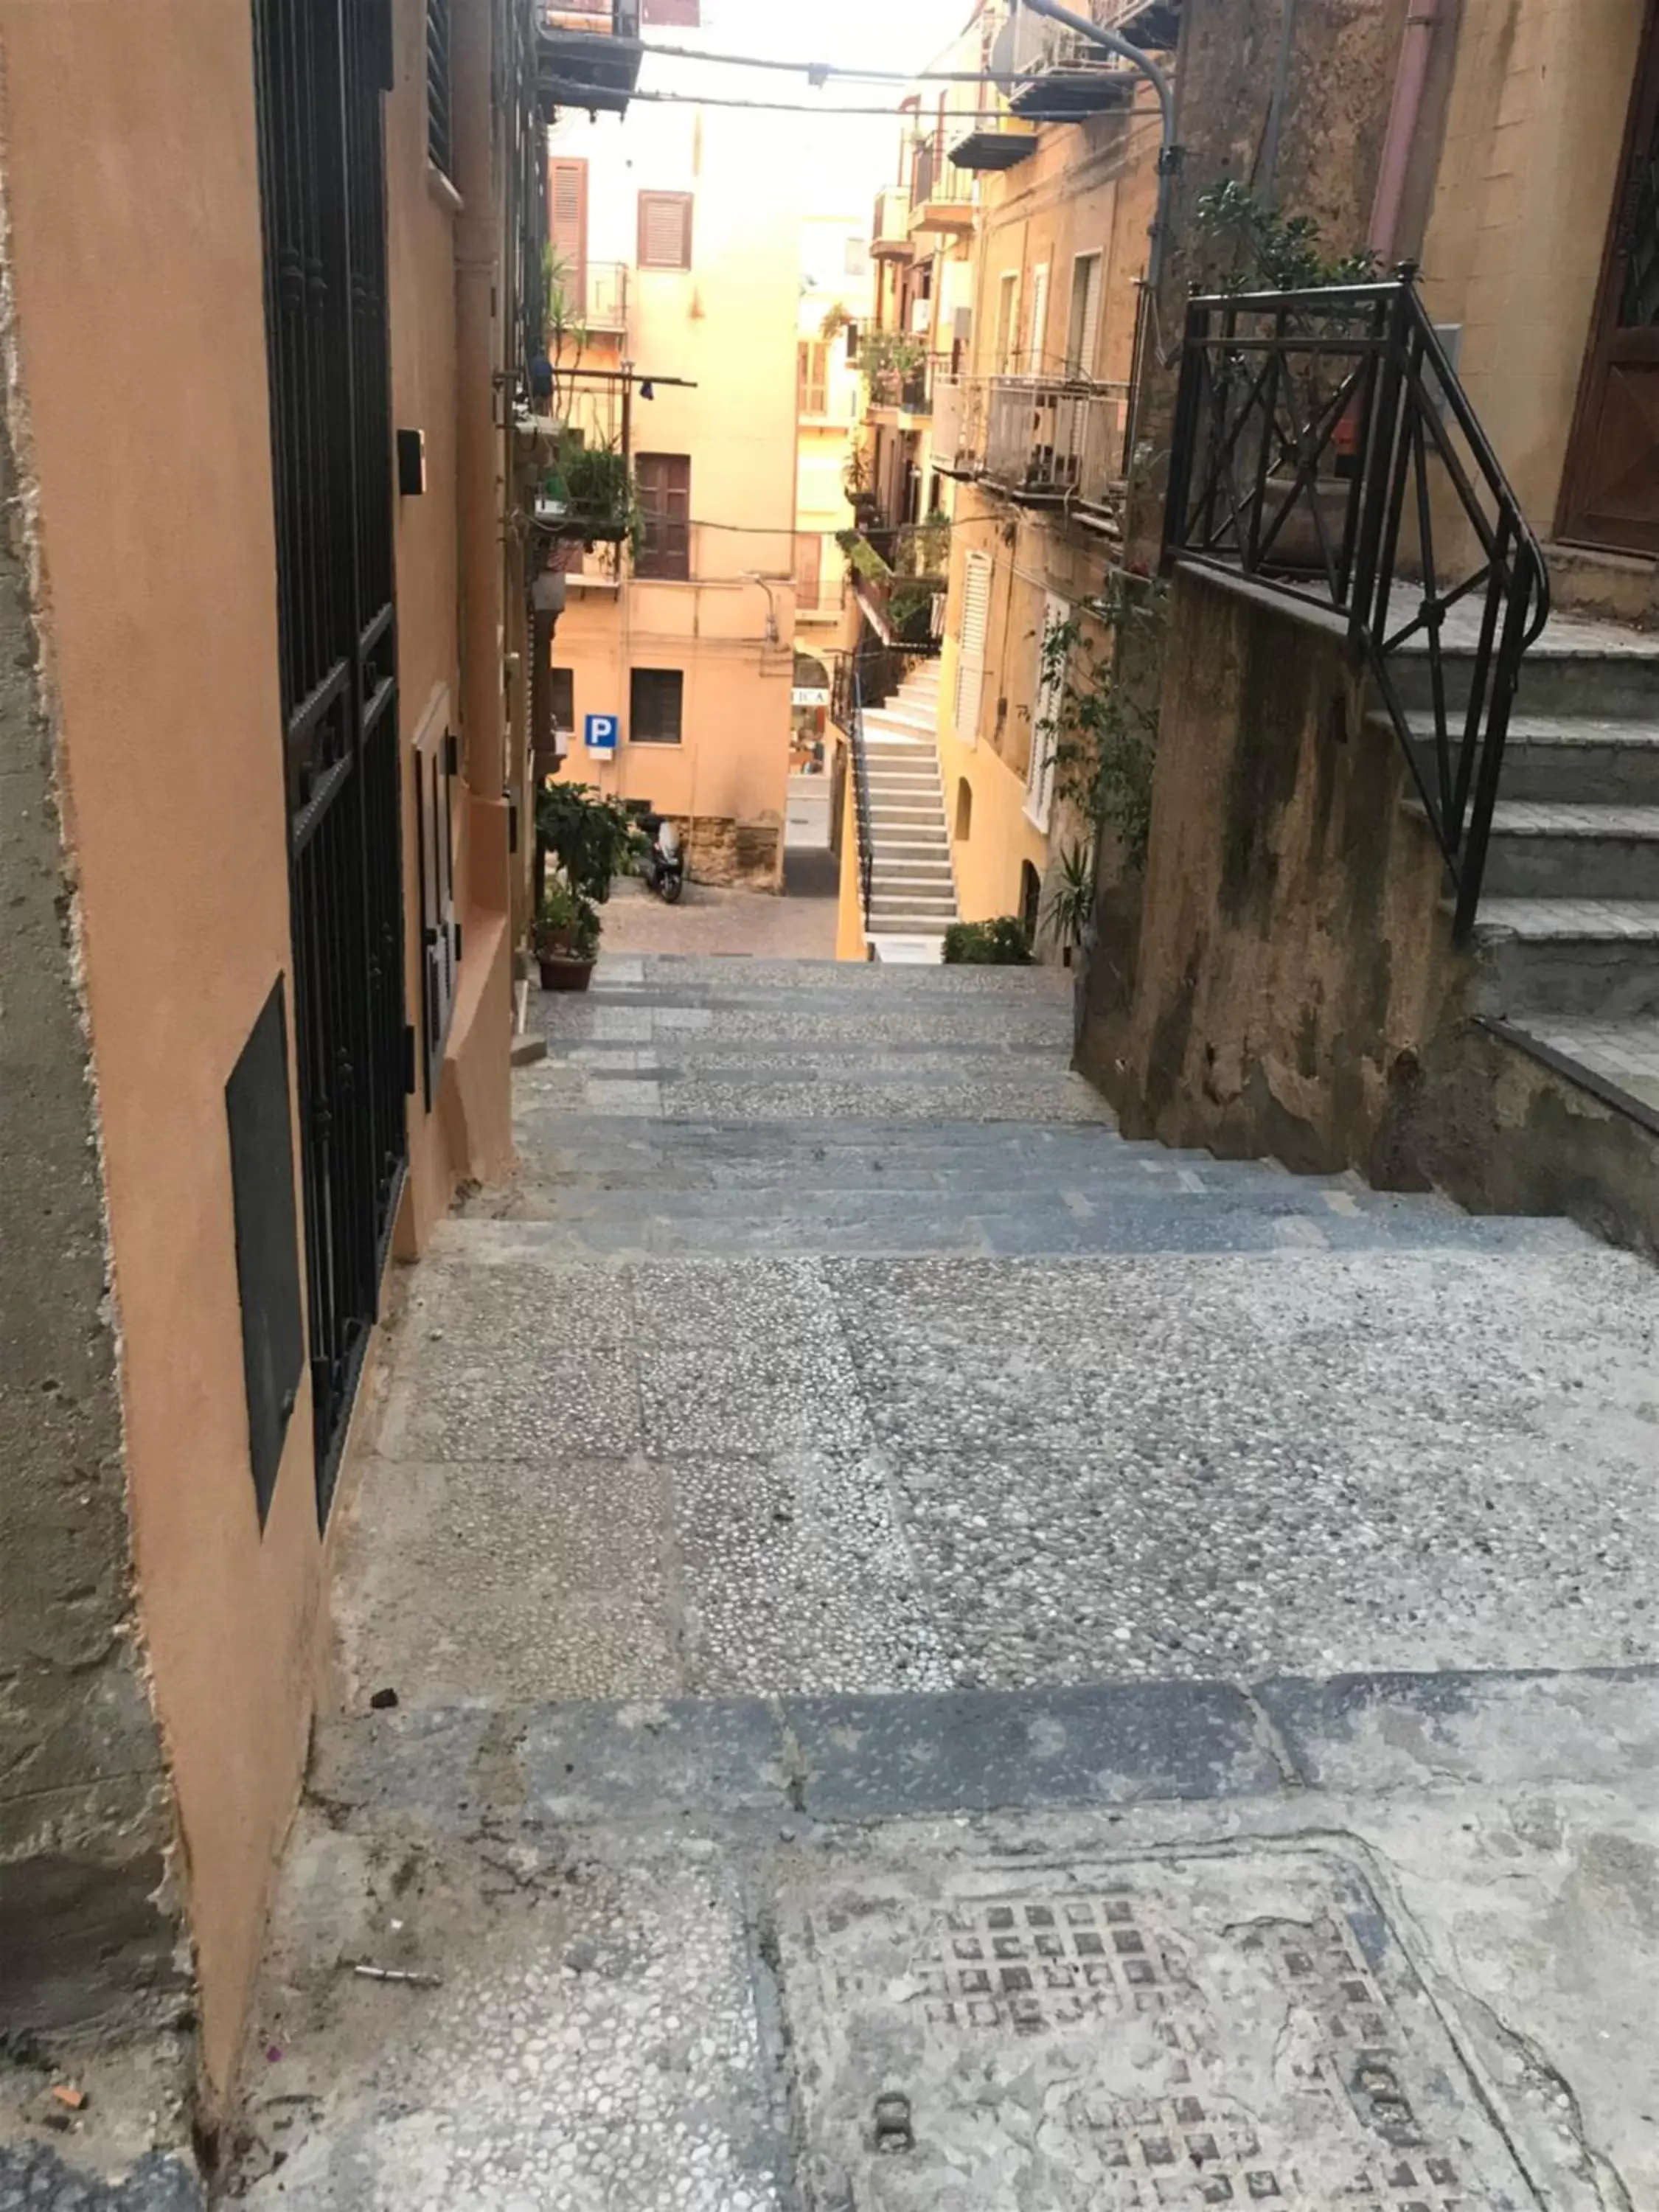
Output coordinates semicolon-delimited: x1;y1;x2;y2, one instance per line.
1559;2;1659;553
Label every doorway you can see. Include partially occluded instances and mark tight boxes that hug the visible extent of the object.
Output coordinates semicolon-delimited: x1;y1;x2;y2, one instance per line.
1559;3;1659;553
251;0;408;1520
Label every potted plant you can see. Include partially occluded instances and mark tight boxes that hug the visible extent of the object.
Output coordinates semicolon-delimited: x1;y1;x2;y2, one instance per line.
533;779;641;993
1043;843;1095;968
533;877;600;991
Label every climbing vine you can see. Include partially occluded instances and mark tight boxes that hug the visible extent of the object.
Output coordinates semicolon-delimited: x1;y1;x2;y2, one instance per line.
1036;574;1169;870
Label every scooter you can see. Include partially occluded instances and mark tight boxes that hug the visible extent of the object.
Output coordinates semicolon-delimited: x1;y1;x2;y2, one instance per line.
639;815;685;905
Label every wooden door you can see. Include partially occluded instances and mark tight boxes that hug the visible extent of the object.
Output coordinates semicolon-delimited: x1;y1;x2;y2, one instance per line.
1559;5;1659;553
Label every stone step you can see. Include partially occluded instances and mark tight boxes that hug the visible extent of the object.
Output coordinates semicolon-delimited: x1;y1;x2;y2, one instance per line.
473;1197;1576;1259
1394;641;1659;722
1399;712;1659;806
1475;802;1659;901
1474;898;1659;1020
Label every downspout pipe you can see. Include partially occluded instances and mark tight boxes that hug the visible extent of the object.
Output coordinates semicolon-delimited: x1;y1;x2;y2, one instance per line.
1018;0;1179;288
1369;0;1444;264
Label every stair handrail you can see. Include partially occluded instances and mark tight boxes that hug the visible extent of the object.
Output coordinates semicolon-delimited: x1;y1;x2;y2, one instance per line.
1163;271;1551;942
833;654;876;933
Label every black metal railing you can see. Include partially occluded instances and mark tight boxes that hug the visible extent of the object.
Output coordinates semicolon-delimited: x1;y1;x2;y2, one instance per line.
832;657;876;927
1164;275;1551;941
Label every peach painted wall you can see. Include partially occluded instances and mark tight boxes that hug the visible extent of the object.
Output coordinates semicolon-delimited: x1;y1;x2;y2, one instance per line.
546;99;799;832
0;0;319;2103
1416;0;1647;539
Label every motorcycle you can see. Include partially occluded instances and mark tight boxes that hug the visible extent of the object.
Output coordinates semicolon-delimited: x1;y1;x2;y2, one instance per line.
639;814;686;905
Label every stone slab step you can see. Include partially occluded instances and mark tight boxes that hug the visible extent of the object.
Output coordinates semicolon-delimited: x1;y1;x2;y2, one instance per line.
1394;643;1659;722
1478;801;1659;900
1399;712;1659;805
1475;898;1659;1020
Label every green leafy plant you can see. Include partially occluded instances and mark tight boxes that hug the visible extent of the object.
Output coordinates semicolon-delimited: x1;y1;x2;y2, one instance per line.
861;330;927;405
942;917;1034;965
836;530;894;582
1192;180;1379;293
1037;575;1167;870
820;302;854;341
535;780;641;961
1043;841;1095;954
534;876;599;961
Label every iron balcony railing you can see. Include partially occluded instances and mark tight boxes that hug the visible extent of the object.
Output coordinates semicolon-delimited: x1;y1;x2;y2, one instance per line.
1163;274;1551;942
582;259;628;333
866;350;945;417
911;142;975;218
934;372;1132;513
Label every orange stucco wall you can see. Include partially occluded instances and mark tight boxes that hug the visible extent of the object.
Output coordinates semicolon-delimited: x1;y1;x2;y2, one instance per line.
0;0;318;2101
0;0;515;2104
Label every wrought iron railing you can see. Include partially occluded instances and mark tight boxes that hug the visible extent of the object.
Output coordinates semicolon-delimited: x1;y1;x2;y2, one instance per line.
1164;275;1551;942
832;657;875;927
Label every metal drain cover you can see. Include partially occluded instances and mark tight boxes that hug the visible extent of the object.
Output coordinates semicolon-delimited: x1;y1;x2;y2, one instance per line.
778;1848;1534;2210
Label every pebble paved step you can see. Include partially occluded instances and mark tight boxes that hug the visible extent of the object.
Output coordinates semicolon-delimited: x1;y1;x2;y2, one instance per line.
230;948;1657;2212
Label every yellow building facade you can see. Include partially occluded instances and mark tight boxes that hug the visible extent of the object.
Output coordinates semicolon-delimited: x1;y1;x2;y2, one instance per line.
545;96;801;883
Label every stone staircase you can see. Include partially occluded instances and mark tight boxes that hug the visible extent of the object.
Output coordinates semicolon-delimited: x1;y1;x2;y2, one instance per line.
1397;607;1659;1116
858;658;958;956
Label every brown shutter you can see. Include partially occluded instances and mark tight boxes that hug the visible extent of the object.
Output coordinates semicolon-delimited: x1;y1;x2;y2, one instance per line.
636;453;692;580
639;192;693;270
794;532;822;611
549;158;588;316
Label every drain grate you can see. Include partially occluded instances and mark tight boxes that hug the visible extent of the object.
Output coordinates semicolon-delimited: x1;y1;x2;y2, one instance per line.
784;1851;1535;2211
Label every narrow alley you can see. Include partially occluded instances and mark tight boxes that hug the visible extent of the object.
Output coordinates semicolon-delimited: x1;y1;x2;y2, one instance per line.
229;956;1659;2210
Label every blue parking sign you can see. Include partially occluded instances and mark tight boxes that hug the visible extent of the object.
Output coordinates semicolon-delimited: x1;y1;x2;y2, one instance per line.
585;712;619;755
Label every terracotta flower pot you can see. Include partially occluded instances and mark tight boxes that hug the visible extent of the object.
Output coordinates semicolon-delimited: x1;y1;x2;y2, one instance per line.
536;950;595;992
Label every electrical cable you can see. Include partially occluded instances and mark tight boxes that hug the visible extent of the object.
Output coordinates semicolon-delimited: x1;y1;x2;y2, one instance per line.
636;41;1013;86
552;83;1025;119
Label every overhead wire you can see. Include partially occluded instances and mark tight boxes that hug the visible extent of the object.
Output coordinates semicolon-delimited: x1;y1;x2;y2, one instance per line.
636;41;1012;86
551;83;1023;119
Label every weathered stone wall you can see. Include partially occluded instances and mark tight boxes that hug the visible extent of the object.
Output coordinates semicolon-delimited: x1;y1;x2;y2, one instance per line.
1126;0;1409;566
0;411;177;2031
677;815;782;891
1077;565;1659;1256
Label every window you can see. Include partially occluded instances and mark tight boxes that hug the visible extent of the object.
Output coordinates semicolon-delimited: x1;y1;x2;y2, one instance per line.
426;0;452;178
550;667;575;734
642;0;700;20
638;191;693;269
630;667;684;745
1020;860;1042;940
635;453;691;579
799;341;830;417
1068;251;1104;378
954;778;973;841
549;159;588;314
845;235;869;276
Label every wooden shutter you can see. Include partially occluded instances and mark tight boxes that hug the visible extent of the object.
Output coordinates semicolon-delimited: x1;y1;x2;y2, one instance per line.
639;192;693;269
636;453;691;579
798;341;829;416
1028;265;1050;377
550;158;588;316
953;552;991;745
794;532;822;611
1069;252;1103;377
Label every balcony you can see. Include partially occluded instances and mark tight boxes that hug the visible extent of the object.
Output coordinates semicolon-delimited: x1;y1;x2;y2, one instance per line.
872;186;914;262
1004;0;1139;122
1099;0;1183;48
933;372;1130;525
538;0;643;116
865;346;942;422
838;522;948;653
950;116;1038;172
908;145;975;237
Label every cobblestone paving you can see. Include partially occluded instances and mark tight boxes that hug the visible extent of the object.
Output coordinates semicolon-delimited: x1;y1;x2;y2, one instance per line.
227;957;1659;2211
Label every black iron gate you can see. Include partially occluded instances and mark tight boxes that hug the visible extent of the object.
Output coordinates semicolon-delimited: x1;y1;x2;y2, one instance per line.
252;0;407;1520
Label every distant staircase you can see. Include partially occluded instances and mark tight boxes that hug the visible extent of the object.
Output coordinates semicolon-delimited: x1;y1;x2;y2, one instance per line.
858;660;959;958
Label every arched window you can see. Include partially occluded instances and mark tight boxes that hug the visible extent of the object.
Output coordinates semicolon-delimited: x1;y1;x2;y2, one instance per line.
954;779;973;841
